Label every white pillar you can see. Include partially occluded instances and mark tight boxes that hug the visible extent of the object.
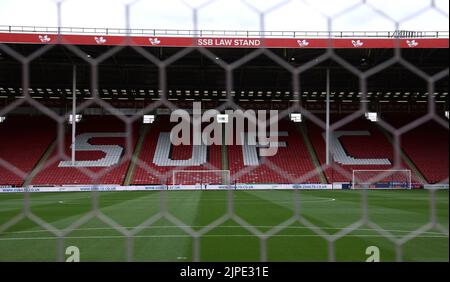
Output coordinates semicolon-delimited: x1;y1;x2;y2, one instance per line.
71;65;77;165
326;68;331;165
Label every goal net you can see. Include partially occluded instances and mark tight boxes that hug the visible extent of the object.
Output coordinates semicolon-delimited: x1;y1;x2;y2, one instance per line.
352;170;412;189
172;170;231;185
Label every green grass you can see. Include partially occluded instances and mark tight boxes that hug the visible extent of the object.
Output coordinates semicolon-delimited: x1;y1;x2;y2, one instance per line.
0;190;448;262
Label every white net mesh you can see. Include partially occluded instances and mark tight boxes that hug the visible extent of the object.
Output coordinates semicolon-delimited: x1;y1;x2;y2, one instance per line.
0;0;448;263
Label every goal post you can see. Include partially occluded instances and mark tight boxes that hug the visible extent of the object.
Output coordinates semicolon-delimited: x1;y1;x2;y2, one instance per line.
352;169;412;189
172;170;231;185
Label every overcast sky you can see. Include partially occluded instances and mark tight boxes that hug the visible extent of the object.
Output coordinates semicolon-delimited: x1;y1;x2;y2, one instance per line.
0;0;448;32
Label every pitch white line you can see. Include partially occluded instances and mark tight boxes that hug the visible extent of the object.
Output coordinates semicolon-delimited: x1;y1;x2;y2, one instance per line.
0;234;447;241
0;225;445;236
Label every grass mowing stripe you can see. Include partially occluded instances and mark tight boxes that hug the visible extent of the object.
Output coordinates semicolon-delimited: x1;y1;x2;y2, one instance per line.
131;191;203;261
0;190;448;262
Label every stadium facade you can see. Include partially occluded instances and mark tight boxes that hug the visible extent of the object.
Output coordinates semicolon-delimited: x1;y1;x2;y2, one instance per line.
0;26;448;190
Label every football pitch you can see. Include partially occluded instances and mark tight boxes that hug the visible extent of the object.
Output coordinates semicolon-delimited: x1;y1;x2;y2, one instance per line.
0;189;448;262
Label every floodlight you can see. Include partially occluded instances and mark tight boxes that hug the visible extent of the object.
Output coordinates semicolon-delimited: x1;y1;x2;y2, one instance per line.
365;112;378;122
0;116;5;123
290;113;302;123
143;115;155;124
69;114;82;124
217;114;229;123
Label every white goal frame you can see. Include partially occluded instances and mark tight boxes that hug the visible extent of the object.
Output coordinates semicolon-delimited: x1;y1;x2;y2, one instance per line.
172;170;231;185
352;169;412;189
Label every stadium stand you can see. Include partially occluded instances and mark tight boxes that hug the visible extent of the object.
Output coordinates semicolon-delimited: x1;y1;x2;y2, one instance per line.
30;116;137;185
0;114;447;186
306;114;419;183
0;116;56;186
227;119;321;184
383;114;449;184
131;117;223;185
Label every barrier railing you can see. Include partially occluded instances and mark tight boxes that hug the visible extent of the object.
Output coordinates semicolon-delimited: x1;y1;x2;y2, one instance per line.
0;25;448;38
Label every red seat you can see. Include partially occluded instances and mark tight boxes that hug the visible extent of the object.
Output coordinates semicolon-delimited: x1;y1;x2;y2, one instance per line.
227;120;320;184
31;116;137;185
0;116;56;186
307;115;417;183
384;114;448;184
131;117;222;185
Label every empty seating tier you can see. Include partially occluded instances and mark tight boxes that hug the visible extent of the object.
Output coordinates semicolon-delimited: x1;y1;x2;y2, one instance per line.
0;116;56;186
